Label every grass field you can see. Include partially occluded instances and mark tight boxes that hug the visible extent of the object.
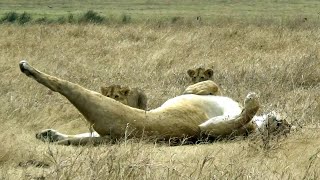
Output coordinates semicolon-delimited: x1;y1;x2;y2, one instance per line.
1;1;320;179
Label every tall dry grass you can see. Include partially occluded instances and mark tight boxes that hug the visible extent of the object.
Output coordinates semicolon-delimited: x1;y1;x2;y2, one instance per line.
0;22;319;179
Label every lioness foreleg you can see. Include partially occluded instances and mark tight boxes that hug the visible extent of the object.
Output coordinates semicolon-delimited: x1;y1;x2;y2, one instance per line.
199;92;259;136
56;136;112;146
36;129;99;141
36;129;111;146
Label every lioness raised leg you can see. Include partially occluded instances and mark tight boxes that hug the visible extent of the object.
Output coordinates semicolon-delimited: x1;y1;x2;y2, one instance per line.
19;60;150;138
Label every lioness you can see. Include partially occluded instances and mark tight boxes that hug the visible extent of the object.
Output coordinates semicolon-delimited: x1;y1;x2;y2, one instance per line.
19;61;292;145
100;85;147;110
187;67;213;84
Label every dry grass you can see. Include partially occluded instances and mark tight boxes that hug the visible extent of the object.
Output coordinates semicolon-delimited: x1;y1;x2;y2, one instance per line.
0;22;320;179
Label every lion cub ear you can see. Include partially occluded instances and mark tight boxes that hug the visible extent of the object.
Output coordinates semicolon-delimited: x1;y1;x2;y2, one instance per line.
120;87;130;96
187;69;196;77
100;86;109;95
204;69;213;78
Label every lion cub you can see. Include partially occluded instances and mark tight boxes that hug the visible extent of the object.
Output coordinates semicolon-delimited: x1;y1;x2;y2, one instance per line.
183;80;222;96
187;67;213;84
100;85;147;110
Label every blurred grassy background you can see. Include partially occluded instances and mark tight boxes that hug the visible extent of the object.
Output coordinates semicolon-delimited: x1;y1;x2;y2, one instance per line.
1;0;320;24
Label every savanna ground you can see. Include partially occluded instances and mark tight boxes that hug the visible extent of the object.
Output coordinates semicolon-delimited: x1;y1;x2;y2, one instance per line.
1;0;320;179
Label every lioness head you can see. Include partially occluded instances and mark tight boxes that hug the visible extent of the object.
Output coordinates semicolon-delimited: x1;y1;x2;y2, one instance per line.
100;85;130;105
187;67;213;84
265;112;292;136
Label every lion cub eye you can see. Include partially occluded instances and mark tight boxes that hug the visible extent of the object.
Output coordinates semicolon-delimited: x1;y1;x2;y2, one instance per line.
115;95;119;99
200;77;205;79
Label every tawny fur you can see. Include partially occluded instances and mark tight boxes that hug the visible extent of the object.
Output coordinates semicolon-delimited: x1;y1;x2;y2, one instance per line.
19;61;292;146
187;67;213;84
19;61;257;139
100;84;147;110
199;92;259;136
183;80;222;96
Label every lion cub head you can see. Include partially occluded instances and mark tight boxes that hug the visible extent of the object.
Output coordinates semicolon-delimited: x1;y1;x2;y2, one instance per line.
187;67;213;84
100;85;128;104
100;85;147;110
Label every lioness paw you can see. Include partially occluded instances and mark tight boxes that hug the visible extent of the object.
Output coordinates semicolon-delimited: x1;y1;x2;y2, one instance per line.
244;92;259;109
35;129;66;142
19;60;33;77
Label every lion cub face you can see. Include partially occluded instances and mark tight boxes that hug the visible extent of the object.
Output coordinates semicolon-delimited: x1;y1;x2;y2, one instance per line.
100;85;129;105
187;67;213;84
100;85;147;110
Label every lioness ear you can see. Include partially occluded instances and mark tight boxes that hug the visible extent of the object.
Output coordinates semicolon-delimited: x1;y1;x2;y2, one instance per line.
121;87;130;96
187;69;196;77
204;69;213;78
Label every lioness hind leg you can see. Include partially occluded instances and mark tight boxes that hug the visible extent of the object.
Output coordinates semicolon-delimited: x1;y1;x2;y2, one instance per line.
19;60;35;77
19;60;69;92
19;60;119;134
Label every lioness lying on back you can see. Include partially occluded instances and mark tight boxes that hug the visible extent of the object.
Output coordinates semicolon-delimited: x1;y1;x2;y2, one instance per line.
19;61;293;146
100;84;147;110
